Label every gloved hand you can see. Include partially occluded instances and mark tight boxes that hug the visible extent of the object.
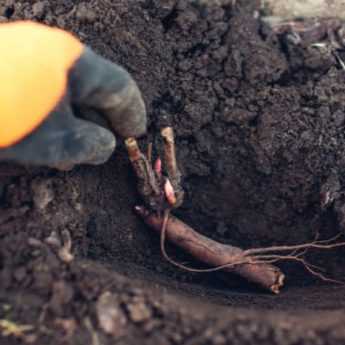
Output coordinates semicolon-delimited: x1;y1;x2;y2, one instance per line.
0;21;147;170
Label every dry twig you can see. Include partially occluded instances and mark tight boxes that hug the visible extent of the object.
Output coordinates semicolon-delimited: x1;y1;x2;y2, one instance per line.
28;229;74;263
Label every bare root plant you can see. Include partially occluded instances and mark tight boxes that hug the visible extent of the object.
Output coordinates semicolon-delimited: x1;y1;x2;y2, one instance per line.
126;127;345;293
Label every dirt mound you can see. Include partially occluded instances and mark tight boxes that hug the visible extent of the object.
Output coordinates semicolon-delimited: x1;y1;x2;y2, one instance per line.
2;0;345;344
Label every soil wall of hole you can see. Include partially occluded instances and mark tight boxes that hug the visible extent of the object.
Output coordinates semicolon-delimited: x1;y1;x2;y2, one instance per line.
1;0;345;344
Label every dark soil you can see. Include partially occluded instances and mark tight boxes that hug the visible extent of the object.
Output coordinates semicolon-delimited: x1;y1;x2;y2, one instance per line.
2;0;345;344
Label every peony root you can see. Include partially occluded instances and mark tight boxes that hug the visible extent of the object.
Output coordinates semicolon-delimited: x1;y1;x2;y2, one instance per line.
126;127;345;294
135;206;285;294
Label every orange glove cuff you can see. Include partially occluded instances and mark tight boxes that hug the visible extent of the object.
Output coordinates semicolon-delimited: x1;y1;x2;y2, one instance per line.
0;21;84;148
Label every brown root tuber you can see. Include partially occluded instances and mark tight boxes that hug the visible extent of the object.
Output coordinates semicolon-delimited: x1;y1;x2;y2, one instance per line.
135;206;285;294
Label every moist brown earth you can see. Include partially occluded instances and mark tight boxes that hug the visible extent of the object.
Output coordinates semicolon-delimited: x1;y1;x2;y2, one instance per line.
2;0;345;344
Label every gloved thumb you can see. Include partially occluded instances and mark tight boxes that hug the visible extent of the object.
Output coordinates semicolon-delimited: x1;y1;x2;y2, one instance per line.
69;48;147;139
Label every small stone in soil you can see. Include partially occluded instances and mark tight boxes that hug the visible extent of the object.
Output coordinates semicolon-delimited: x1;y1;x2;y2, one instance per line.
96;292;127;338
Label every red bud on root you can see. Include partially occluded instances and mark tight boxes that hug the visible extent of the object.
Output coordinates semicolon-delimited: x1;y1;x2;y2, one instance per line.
154;158;162;175
164;179;177;206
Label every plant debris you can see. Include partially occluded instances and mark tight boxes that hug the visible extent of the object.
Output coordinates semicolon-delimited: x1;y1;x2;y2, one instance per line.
28;229;74;263
0;319;34;340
